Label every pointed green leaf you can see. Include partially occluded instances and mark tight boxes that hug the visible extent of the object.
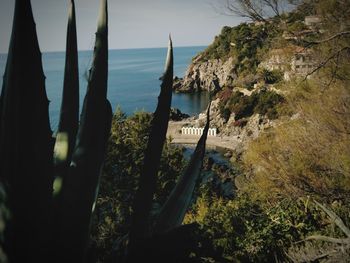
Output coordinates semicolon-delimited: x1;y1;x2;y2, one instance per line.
129;37;174;244
0;0;53;261
54;0;112;261
155;103;211;234
55;0;79;167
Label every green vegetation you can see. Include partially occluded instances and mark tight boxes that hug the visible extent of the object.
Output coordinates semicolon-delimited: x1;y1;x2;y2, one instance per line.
218;89;284;122
90;110;185;261
184;76;350;261
182;0;350;262
258;68;283;84
199;22;280;74
185;194;327;262
92;0;349;261
1;0;350;262
243;80;350;202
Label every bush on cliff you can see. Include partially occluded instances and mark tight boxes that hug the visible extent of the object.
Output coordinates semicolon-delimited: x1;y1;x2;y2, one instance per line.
199;22;280;74
218;89;284;121
258;68;284;84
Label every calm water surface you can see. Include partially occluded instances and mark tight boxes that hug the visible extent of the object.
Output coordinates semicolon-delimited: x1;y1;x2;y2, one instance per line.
0;46;209;131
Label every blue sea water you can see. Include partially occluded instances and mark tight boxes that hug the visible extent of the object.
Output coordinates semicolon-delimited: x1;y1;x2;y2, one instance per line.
0;46;209;131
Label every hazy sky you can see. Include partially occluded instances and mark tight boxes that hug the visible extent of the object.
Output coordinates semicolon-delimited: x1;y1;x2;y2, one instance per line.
0;0;243;53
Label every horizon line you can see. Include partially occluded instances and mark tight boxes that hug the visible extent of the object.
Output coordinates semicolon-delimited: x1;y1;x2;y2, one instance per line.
0;44;208;56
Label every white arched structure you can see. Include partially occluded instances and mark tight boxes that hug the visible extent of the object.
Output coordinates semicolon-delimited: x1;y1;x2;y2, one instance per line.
181;127;217;137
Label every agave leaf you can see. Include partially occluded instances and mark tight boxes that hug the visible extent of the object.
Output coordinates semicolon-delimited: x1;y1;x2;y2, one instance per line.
50;0;80;257
55;0;112;261
55;0;79;168
128;37;173;244
154;102;211;234
0;0;53;261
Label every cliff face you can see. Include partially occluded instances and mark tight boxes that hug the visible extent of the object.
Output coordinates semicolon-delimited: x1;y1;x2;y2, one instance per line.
195;98;275;154
168;96;276;158
170;20;300;154
173;56;236;93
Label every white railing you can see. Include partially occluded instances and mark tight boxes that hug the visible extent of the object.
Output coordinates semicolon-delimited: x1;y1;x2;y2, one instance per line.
181;127;217;137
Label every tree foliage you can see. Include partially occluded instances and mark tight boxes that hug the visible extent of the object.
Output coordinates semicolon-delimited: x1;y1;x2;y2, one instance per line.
199;23;278;74
218;88;284;121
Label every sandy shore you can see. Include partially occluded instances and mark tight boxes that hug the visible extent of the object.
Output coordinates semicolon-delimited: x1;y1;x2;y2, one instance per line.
167;120;241;151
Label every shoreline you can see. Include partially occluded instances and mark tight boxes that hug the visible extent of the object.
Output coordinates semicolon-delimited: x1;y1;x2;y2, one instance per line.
167;120;241;151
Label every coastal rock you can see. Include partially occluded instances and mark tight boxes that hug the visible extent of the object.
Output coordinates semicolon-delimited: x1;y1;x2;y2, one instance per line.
174;57;236;93
172;76;183;91
192;96;275;154
169;107;190;121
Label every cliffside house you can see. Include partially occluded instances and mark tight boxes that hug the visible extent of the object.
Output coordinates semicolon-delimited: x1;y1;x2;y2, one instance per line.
260;46;316;80
304;15;322;29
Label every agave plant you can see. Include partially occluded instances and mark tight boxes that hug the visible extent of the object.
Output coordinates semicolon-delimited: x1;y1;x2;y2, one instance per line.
0;0;111;262
0;0;211;262
125;38;212;262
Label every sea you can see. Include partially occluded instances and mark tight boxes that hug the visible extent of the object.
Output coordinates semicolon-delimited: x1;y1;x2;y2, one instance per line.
0;46;209;131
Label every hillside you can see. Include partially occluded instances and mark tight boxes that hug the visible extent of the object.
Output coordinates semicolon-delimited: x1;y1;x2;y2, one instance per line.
166;0;350;261
170;1;340;156
173;3;318;94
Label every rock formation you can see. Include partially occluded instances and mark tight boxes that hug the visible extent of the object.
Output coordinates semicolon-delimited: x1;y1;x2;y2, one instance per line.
173;56;236;93
169;107;190;121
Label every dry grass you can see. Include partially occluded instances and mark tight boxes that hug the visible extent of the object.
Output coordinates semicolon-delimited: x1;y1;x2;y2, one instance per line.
242;78;350;202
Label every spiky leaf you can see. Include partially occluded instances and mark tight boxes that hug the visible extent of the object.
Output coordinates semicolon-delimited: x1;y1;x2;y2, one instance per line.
0;0;53;261
155;103;211;234
54;0;112;261
55;0;79;168
126;37;174;262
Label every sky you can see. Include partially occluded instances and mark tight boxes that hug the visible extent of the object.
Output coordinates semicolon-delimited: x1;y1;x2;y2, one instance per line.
0;0;244;53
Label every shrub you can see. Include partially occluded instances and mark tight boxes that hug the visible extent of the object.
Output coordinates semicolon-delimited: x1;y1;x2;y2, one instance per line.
233;73;259;90
185;192;326;262
242;81;350;203
258;68;284;84
254;89;284;119
221;90;284;121
90;110;186;261
229;94;257;119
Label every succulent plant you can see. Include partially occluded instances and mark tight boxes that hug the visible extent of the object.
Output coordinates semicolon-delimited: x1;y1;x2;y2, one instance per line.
0;0;210;262
125;38;211;262
0;0;111;262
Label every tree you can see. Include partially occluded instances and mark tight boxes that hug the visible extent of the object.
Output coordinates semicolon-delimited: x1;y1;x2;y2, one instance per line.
300;0;350;81
216;0;301;22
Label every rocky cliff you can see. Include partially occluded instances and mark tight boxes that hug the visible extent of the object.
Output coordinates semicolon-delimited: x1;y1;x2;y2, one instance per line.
167;95;276;159
194;97;275;154
173;55;236;93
